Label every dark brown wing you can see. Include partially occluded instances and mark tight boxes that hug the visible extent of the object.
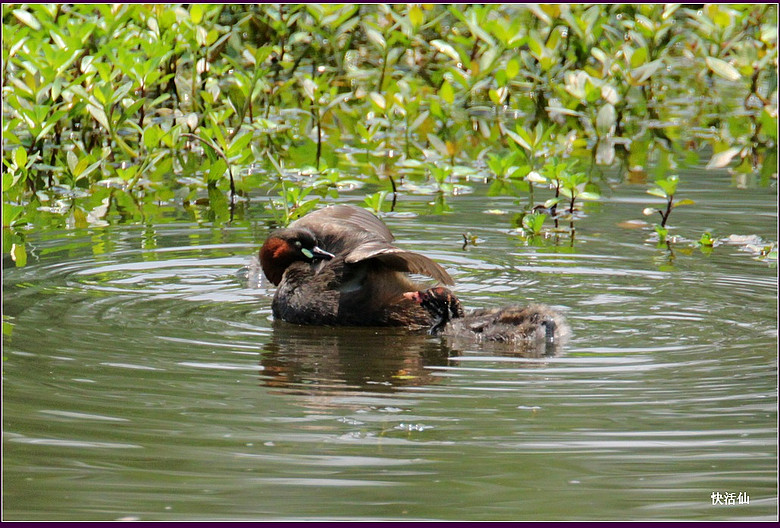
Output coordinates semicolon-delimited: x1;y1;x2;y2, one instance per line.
291;204;453;285
291;205;394;242
345;242;454;285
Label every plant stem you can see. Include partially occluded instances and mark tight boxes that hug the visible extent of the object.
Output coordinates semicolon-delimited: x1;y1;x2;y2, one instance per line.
660;195;673;227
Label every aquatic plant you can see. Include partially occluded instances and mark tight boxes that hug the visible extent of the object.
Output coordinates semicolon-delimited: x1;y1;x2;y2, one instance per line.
2;4;776;264
643;174;695;243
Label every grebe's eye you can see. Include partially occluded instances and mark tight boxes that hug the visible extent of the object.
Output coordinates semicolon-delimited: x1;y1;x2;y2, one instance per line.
294;240;302;248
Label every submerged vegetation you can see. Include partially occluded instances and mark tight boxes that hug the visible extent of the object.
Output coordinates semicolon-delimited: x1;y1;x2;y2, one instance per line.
2;4;777;266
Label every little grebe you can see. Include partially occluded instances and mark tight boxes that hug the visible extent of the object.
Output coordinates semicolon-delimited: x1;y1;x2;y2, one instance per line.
260;205;453;327
405;286;570;347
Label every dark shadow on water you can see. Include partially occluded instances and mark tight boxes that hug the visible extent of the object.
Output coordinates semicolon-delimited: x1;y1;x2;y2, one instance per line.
259;323;452;393
259;322;566;394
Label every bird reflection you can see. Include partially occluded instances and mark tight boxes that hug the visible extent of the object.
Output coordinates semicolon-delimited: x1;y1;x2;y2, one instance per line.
259;322;566;394
259;323;452;393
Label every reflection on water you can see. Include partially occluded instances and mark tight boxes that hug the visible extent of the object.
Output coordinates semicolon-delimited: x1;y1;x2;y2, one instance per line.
2;176;777;521
260;321;567;395
261;324;452;392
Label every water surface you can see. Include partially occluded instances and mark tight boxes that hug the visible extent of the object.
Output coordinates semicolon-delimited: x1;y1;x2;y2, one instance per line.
2;170;777;521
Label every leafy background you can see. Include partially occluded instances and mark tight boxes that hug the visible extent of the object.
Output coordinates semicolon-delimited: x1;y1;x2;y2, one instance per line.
2;4;777;265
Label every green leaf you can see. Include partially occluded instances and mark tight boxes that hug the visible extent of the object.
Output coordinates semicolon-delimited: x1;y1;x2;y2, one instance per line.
439;80;454;105
409;5;424;28
630;46;648;69
364;26;386;51
67;150;78;175
647;188;668;198
208;158;228;182
2;172;14;192
760;108;778;140
506;57;520;79
427;134;449;157
631;59;664;83
301;78;317;101
596;103;616;136
706;147;741;169
13;9;41;30
13;147;27;169
505;129;531;151
143;126;162;149
79;160;103;181
190;3;204;24
114;135;138;158
654;176;678;196
522;212;546;234
3;318;14;337
227;132;253;158
705;57;741;82
11;243;27;267
3;204;24;227
653;224;668;241
526;171;547;183
489;87;507;105
87;104;111;132
369;92;386;110
431;39;460;62
120;99;145;125
673;198;695;208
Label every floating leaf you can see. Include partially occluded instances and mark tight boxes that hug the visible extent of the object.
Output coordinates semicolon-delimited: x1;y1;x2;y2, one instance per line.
578;191;600;201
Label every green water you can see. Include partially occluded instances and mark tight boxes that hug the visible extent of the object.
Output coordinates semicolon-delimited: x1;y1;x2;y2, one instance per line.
2;169;777;521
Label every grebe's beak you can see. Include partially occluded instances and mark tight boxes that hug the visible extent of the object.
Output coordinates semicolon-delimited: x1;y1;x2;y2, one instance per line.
302;246;335;260
403;291;423;303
